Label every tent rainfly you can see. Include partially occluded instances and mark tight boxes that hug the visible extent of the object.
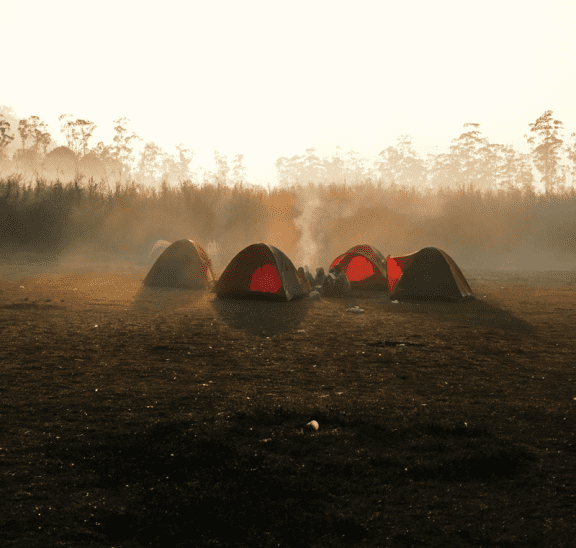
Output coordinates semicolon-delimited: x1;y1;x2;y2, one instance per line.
214;243;309;301
143;239;216;289
387;247;474;302
330;244;388;289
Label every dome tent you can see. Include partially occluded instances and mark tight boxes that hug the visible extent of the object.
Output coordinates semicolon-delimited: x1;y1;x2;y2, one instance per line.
214;243;309;301
387;247;474;302
330;244;388;289
143;239;216;289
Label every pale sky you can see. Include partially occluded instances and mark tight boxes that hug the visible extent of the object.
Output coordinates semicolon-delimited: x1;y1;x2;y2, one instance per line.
1;0;575;186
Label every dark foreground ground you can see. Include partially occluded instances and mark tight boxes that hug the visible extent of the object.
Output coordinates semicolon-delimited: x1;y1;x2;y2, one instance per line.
1;260;575;547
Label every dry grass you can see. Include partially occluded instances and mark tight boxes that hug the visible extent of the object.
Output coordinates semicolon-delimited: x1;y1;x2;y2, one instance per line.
2;177;576;271
1;263;575;547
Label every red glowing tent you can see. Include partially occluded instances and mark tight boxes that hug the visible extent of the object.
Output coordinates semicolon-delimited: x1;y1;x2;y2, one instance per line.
214;243;309;301
330;244;388;289
143;239;216;289
387;247;474;302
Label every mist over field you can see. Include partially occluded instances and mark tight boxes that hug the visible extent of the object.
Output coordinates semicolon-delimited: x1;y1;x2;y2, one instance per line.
1;176;575;274
1;108;576;273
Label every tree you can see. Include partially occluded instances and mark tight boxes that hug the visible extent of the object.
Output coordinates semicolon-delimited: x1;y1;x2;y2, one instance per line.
450;123;498;190
230;153;247;186
59;114;97;157
301;148;325;182
0;118;14;162
91;141;122;183
489;143;534;193
214;150;230;185
77;150;107;181
175;144;194;182
44;146;78;178
110;117;141;181
428;149;460;190
137;141;163;182
17;115;51;156
275;154;300;186
427;124;501;191
376;136;426;188
154;145;195;184
15;115;51;172
159;152;177;183
275;148;326;186
323;146;346;183
566;132;576;189
342;150;372;183
527;111;565;193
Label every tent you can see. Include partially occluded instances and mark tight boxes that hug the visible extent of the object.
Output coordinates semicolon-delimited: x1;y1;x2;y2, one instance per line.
330;244;388;289
387;247;474;302
143;239;216;289
214;243;309;301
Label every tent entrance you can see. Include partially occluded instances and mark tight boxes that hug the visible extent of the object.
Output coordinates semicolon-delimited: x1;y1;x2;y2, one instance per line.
387;256;411;291
329;245;388;289
215;243;309;301
249;264;282;293
345;255;375;281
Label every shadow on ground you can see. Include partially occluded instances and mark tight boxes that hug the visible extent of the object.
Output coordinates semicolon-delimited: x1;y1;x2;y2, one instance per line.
212;296;311;337
132;286;208;312
40;407;537;548
383;297;534;331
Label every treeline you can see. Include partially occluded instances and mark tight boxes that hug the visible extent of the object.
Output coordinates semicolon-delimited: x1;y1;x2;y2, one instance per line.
1;176;575;270
1;106;576;269
0;178;266;262
0;109;248;188
1;107;576;193
276;114;576;195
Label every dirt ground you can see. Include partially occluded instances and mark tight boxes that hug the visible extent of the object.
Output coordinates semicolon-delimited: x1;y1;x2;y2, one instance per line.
1;259;575;547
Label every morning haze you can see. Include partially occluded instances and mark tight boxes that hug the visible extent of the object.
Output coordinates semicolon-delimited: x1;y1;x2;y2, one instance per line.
1;106;576;272
1;0;575;272
2;3;576;545
1;1;574;185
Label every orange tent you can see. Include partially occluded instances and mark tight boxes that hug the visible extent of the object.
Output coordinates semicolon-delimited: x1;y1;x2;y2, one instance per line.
387;247;474;302
330;244;388;289
214;243;309;301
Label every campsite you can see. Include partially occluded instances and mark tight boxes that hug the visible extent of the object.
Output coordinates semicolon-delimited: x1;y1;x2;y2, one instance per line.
2;2;576;540
1;126;576;546
1;256;575;547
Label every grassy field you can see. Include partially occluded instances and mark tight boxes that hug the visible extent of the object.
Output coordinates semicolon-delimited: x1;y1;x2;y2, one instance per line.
1;261;575;547
2;177;576;273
